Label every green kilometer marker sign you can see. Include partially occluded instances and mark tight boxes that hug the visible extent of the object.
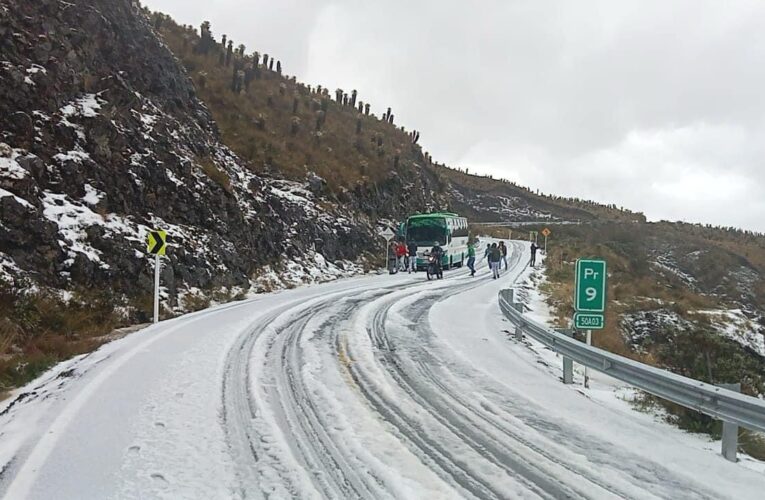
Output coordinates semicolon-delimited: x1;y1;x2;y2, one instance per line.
574;259;607;331
575;259;607;312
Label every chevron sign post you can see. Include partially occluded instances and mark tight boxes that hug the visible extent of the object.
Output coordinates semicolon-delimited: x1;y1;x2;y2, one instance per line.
146;230;168;323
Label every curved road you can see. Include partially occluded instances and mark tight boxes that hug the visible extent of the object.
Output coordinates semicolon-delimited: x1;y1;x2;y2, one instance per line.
0;241;762;499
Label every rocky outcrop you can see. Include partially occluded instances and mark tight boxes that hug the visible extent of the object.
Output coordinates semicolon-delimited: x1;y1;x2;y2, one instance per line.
0;0;376;301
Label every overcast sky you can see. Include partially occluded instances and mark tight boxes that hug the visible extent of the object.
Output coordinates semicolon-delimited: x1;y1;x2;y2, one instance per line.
146;0;765;232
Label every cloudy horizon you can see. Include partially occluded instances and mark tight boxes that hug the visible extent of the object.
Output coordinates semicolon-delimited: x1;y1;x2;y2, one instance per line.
145;0;765;232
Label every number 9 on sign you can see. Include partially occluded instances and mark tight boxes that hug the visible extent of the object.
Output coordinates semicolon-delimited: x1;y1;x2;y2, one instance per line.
575;259;607;313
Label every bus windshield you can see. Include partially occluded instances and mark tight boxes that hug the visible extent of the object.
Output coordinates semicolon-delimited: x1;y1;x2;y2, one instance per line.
407;218;447;246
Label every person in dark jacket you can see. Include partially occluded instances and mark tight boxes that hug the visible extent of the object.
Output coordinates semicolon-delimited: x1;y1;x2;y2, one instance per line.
428;241;444;276
407;241;418;273
489;243;501;279
530;242;539;267
499;241;508;270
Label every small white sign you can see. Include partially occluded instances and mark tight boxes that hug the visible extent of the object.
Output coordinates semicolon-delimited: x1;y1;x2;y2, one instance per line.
380;228;395;241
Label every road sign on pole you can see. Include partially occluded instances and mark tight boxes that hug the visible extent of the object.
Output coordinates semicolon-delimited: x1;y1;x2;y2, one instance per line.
541;227;551;253
380;228;395;272
147;230;167;256
574;258;607;389
153;254;160;324
146;229;168;324
575;259;607;313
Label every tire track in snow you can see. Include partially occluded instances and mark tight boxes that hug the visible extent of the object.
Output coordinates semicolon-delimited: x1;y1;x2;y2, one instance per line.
343;245;567;498
223;280;446;498
343;244;660;498
223;287;379;498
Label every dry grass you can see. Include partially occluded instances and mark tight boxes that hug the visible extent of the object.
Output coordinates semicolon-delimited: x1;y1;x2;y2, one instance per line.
155;18;428;193
198;156;233;193
740;430;765;460
0;284;125;392
182;292;211;312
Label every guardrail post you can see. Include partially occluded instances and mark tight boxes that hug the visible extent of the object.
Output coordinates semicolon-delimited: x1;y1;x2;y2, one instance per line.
556;329;574;384
584;330;592;388
512;300;524;340
514;325;524;341
718;383;740;462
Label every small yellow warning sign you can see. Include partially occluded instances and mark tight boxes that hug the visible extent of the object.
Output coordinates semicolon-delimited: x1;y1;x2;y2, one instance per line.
147;230;167;256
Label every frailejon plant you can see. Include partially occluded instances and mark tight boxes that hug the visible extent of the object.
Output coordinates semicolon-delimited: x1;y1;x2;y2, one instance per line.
225;40;233;66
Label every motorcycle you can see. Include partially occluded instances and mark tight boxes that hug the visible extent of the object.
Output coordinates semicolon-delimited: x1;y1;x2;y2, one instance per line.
425;252;444;280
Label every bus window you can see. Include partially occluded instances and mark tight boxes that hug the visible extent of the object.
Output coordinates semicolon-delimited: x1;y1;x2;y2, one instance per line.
407;219;447;245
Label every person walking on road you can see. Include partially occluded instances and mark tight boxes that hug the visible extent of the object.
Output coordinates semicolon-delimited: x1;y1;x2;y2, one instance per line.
466;242;476;276
388;240;398;274
499;241;508;270
489;243;502;279
484;244;492;269
530;242;539;267
395;240;407;272
407;240;418;273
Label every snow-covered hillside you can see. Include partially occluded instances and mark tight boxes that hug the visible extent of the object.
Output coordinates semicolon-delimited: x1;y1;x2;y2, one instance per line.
0;0;382;307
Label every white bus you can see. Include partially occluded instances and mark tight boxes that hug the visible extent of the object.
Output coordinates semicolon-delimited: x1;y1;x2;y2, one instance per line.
405;212;469;270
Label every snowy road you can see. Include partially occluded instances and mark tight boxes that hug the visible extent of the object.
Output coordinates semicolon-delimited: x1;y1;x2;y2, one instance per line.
1;241;764;499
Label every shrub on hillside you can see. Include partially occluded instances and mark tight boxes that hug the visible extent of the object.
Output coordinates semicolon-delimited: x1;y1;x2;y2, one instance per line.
0;281;123;392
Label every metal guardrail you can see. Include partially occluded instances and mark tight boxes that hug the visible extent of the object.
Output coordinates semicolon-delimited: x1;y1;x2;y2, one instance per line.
498;289;765;435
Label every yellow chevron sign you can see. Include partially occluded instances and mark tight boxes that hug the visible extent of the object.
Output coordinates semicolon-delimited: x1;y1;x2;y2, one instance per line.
146;230;167;256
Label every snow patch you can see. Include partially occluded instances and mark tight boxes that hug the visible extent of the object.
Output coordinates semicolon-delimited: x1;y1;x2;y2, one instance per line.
0;187;33;208
652;254;696;287
60;94;104;118
53;150;91;164
0;148;28;180
82;184;104;206
0;252;23;281
26;64;47;75
693;309;765;358
42;192;107;267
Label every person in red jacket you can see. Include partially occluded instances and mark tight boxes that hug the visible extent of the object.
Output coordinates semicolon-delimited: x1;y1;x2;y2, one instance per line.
395;240;408;271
